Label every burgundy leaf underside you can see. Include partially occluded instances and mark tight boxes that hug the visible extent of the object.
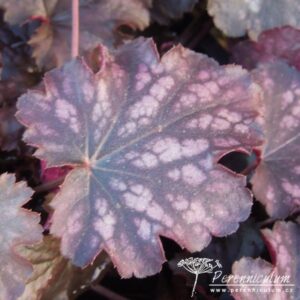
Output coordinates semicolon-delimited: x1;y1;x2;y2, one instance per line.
17;38;262;278
232;27;300;71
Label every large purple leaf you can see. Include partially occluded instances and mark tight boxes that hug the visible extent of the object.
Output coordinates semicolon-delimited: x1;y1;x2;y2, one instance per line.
207;0;300;39
230;221;300;300
232;27;300;71
17;38;262;278
251;61;300;218
0;173;43;300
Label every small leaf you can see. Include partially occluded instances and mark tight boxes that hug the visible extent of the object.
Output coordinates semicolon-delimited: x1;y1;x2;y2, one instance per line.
17;38;262;278
18;236;109;300
0;26;39;106
0;0;46;24
230;221;300;300
0;80;24;107
207;0;300;39
251;61;300;218
0;107;23;151
27;0;150;69
0;173;43;300
232;27;300;71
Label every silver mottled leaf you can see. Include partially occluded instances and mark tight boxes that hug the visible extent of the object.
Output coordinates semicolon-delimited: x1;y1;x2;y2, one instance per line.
251;61;300;218
17;38;262;278
207;0;300;39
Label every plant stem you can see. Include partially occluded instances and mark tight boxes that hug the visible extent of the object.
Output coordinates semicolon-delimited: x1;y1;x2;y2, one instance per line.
72;0;79;58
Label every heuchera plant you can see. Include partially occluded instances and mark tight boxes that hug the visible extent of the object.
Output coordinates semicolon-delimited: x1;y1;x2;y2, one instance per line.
16;38;262;277
0;0;299;299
